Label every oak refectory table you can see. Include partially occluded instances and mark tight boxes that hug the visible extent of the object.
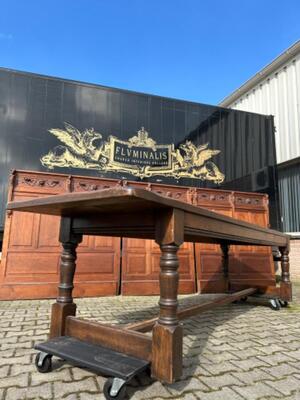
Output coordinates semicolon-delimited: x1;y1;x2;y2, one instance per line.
7;187;292;399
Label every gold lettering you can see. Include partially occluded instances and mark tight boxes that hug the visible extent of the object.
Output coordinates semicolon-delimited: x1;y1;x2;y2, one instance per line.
126;148;132;157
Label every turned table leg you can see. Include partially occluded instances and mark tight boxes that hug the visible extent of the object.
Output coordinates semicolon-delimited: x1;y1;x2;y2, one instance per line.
279;246;292;302
220;242;230;292
49;218;82;338
151;242;183;383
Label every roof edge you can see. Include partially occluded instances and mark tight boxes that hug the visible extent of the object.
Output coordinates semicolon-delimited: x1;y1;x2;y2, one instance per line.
219;40;300;107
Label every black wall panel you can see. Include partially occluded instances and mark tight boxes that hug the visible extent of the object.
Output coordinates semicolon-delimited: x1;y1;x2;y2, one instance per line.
0;68;280;231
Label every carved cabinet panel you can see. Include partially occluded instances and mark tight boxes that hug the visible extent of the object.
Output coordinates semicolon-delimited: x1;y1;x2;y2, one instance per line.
121;239;195;295
0;172;121;299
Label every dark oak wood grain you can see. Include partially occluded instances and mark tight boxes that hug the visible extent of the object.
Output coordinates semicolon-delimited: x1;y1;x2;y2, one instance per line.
65;317;152;361
7;186;289;247
124;288;257;333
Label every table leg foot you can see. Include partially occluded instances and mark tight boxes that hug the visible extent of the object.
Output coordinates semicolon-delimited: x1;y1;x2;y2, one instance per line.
151;323;183;383
49;302;76;338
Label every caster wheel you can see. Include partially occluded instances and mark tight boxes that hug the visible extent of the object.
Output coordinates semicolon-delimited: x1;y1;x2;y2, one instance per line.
104;378;127;400
279;299;288;307
270;298;281;311
35;352;52;373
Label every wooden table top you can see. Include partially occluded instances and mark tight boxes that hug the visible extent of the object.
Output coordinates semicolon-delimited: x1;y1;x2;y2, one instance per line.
7;187;289;247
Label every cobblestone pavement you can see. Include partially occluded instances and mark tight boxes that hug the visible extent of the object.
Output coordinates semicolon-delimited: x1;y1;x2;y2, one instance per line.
1;285;300;400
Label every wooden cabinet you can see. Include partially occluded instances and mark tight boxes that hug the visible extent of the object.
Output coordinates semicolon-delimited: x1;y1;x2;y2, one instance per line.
0;170;275;299
194;190;274;293
0;172;121;299
229;193;274;289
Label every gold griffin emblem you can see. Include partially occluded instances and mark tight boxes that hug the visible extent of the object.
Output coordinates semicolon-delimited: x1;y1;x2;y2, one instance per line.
40;123;225;183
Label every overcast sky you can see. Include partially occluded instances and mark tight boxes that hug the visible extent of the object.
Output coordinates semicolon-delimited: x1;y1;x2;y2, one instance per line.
1;0;300;104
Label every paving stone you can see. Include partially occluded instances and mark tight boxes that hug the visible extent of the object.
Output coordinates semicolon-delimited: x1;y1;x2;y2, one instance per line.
233;381;283;400
257;352;298;365
280;341;300;351
126;381;170;399
231;339;260;350
196;386;245;400
1;289;300;400
72;366;96;380
170;394;198;400
0;372;28;388
31;366;72;385
5;382;52;400
1;341;32;350
231;356;269;371
200;351;240;363
261;363;300;378
62;394;78;400
232;368;275;384
167;376;209;394
0;365;9;378
283;350;300;360
10;363;37;376
201;361;240;375
261;395;300;400
53;377;98;398
79;393;99;400
229;347;266;359
199;374;245;391
0;336;18;345
0;349;15;358
182;364;212;378
266;376;300;396
257;344;287;355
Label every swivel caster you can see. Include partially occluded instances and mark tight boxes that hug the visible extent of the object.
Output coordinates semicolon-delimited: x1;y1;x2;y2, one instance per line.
35;352;52;373
279;299;288;307
270;298;281;311
104;378;127;400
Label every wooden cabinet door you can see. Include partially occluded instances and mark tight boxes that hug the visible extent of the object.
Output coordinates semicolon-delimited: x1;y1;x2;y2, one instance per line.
194;191;274;293
229;209;275;289
195;207;233;293
0;173;121;300
121;238;196;295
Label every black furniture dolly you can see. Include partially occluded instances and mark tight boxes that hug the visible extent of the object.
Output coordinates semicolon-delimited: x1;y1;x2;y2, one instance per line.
35;336;150;399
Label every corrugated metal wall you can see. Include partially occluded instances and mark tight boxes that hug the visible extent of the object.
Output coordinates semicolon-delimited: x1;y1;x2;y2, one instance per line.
278;163;300;233
229;54;300;165
223;50;300;232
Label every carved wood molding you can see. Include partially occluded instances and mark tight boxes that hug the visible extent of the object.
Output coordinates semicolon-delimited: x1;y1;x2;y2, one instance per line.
196;191;231;204
234;195;263;206
17;176;62;188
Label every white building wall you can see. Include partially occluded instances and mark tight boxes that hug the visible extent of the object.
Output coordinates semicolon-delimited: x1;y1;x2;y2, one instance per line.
227;53;300;164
